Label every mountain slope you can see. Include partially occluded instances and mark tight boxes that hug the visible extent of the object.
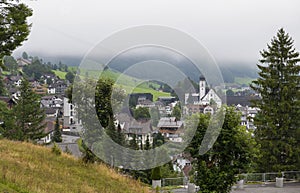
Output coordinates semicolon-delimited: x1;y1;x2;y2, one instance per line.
0;139;150;193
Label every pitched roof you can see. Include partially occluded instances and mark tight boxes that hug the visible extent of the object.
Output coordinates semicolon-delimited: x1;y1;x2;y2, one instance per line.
226;96;260;107
116;113;153;134
157;117;183;128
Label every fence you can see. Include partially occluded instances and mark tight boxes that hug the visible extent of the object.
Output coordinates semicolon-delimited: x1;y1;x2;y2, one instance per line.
241;171;300;183
162;177;188;187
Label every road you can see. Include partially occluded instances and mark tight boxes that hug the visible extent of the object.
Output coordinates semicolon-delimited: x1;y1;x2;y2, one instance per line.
171;183;300;193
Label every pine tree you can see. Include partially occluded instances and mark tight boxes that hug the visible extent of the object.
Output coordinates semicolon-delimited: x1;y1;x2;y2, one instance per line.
145;135;151;150
116;123;126;146
129;134;139;150
251;28;300;172
0;76;7;96
52;116;62;142
13;78;46;141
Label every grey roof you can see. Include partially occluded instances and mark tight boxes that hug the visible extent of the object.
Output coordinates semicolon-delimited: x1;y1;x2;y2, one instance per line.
116;113;152;135
157;117;183;128
226;96;260;107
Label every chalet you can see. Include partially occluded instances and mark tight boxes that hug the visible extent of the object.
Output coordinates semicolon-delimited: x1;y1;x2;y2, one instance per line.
157;117;183;142
40;95;63;108
158;96;176;106
38;118;55;144
16;58;31;68
49;81;68;95
115;113;153;145
136;97;155;108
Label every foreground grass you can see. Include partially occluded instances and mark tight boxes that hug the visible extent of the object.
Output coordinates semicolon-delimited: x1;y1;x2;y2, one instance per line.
0;139;150;193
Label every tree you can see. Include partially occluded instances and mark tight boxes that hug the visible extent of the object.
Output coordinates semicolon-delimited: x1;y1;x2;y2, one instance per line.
171;102;181;120
52;116;62;142
187;107;258;193
129;134;139;150
65;71;75;83
0;76;7;96
0;101;15;138
3;56;18;74
13;78;46;141
22;51;28;60
226;89;234;96
251;28;300;172
0;0;32;69
133;107;150;120
95;78;114;128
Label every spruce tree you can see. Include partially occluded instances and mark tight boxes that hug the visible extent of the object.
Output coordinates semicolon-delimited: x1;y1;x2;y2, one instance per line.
13;78;46;141
251;28;300;172
52;116;62;142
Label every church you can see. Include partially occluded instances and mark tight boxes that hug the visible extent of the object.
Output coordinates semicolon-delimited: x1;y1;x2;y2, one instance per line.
184;76;222;108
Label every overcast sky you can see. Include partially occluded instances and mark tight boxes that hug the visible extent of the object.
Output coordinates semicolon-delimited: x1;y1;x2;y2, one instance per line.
14;0;300;66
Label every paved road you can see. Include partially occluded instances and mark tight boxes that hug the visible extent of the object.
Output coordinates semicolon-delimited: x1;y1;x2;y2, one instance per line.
171;183;300;193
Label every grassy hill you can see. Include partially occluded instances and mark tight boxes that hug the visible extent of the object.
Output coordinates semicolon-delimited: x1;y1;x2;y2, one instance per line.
0;139;150;193
54;67;170;101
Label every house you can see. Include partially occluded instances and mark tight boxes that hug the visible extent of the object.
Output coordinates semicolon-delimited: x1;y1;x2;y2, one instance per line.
16;58;31;68
63;97;82;132
185;76;222;108
115;113;153;145
129;93;153;107
40;95;63;108
0;96;16;109
44;108;58;118
136;97;155;108
157;117;184;142
235;104;259;130
49;81;68;95
38;118;55;144
7;75;22;87
158;96;176;106
184;104;214;115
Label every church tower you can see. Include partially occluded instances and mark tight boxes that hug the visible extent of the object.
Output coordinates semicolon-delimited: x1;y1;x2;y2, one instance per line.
199;75;206;100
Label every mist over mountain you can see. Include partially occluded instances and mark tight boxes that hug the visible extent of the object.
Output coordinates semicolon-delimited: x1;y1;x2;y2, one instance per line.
25;50;258;84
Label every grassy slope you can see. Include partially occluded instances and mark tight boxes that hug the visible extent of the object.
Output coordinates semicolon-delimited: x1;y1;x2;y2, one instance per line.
56;67;170;101
52;70;67;79
0;139;150;193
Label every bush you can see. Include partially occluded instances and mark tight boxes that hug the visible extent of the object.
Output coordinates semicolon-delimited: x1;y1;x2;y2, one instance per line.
52;143;62;155
151;167;162;180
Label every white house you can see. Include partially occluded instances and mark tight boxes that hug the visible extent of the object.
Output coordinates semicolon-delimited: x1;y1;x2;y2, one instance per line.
63;97;82;132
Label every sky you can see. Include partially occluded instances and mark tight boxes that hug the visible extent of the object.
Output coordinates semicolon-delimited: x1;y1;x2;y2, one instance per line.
14;0;300;66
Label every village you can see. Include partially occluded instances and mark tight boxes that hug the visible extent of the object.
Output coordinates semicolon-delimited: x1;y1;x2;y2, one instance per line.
0;54;261;179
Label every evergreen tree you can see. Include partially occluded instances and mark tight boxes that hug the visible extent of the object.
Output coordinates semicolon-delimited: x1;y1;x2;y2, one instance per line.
0;76;7;96
116;123;126;146
22;51;28;60
52;116;62;142
145;135;151;150
0;101;15;138
251;28;300;172
0;0;32;69
13;78;46;141
129;134;139;150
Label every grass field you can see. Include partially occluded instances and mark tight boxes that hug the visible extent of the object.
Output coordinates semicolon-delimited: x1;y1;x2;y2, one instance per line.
0;139;150;193
60;67;171;101
52;70;67;79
